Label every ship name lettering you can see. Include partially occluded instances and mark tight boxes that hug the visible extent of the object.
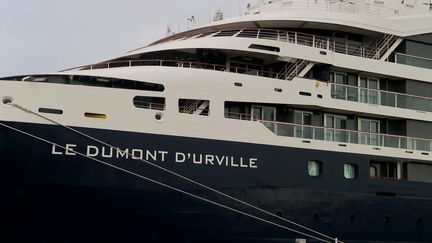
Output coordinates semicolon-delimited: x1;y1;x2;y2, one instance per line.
175;152;258;169
51;144;77;156
52;145;258;169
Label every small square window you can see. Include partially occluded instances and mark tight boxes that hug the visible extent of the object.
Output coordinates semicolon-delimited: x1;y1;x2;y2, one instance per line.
308;161;322;177
344;163;358;179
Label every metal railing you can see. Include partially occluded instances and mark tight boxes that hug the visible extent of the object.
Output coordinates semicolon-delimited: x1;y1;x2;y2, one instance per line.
259;120;432;152
156;28;390;60
395;53;432;70
331;83;432;113
167;0;418;35
225;112;258;121
179;106;210;115
82;59;287;79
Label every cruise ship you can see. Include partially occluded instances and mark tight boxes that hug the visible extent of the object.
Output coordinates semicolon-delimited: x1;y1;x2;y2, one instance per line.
1;0;432;242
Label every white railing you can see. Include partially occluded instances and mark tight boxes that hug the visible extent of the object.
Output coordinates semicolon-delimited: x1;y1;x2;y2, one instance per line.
156;28;393;61
225;112;259;121
81;59;286;79
167;0;417;35
331;83;432;113
259;120;432;152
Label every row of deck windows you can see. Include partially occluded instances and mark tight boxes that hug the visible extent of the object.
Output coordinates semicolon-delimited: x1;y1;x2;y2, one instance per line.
133;96;210;116
308;161;358;179
308;160;432;183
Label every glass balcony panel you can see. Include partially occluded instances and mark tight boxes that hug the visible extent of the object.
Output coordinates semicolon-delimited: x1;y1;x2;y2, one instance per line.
314;128;325;140
396;54;432;69
359;133;368;145
405;96;415;110
416;139;432;152
333;86;347;100
335;130;349;143
412;97;429;112
359;88;368;103
349;131;358;144
347;86;358;102
380;92;396;107
396;94;407;109
325;129;334;141
369;90;379;105
294;126;303;138
383;135;400;148
303;127;313;139
370;134;380;146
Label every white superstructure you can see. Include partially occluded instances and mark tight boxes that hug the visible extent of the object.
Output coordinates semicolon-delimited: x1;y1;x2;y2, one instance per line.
1;2;432;241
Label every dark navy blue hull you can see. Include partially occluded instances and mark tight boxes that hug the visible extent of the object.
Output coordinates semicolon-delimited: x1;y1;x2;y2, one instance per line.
0;121;431;242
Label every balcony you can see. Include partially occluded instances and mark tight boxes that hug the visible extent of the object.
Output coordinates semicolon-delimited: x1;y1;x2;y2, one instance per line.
259;120;432;152
331;83;432;113
395;53;432;70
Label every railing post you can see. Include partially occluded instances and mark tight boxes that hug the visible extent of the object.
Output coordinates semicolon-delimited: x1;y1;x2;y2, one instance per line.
295;32;298;44
395;94;398;108
327;38;330;50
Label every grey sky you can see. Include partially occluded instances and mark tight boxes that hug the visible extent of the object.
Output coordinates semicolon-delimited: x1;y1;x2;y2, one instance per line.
0;0;230;77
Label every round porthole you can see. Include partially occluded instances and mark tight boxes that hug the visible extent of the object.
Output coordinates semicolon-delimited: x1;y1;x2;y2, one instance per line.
155;112;164;122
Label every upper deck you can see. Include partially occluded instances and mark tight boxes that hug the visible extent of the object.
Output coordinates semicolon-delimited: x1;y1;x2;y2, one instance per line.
164;0;432;40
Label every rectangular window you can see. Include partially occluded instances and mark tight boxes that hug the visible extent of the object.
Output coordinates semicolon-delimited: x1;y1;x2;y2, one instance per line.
294;110;312;139
308;161;322;177
179;99;209;116
344;163;358;179
358;76;380;105
133;96;165;110
324;114;347;142
359;118;380;146
370;161;399;179
332;72;348;100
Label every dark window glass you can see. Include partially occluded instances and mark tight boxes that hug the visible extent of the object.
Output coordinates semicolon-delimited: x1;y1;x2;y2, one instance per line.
308;161;322;177
344;163;358;179
134;96;165;110
1;75;164;92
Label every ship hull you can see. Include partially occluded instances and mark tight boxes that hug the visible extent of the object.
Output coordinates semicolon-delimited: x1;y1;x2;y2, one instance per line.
0;121;431;242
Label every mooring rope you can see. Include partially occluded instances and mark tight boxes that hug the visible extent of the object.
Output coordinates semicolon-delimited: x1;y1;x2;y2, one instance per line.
3;102;343;243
